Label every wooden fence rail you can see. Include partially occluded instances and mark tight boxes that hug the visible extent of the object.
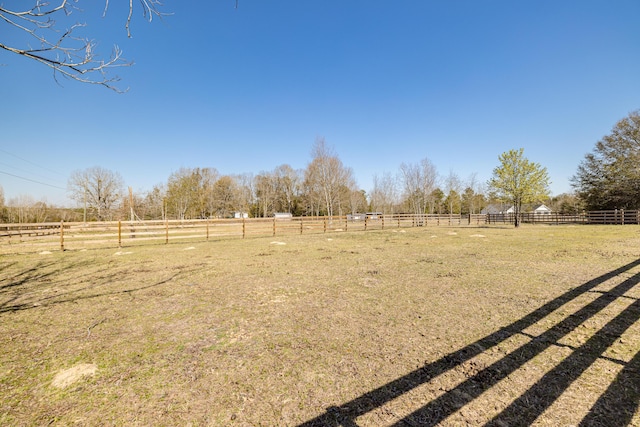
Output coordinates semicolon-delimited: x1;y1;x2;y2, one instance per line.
0;214;479;251
1;211;637;252
586;210;640;225
486;213;589;225
486;210;640;225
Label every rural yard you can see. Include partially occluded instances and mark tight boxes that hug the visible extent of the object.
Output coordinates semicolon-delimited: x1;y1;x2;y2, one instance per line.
1;225;639;426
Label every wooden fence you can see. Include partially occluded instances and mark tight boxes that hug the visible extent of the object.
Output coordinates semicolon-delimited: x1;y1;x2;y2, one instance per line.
486;210;640;225
486;213;587;225
586;210;640;225
1;214;486;251
1;211;637;252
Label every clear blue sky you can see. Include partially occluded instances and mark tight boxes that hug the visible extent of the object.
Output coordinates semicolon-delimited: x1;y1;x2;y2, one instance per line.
2;0;639;206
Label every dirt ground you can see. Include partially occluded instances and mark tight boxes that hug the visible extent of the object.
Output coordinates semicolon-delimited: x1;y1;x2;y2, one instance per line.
1;225;639;426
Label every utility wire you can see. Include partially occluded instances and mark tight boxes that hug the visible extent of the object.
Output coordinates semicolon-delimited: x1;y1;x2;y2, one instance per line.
0;169;67;190
0;160;66;187
0;148;66;176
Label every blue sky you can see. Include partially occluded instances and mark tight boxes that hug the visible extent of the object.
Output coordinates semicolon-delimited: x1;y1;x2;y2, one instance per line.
1;0;639;206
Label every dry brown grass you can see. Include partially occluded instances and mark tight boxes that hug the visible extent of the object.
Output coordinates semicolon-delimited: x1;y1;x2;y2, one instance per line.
1;225;639;426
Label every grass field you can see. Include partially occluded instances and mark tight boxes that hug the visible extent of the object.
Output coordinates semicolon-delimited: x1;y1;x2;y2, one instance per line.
1;225;639;426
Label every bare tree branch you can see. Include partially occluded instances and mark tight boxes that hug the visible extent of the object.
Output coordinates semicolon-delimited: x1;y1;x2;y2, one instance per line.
1;0;166;92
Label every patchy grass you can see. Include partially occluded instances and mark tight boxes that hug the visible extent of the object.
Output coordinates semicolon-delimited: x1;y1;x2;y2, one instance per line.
1;225;640;426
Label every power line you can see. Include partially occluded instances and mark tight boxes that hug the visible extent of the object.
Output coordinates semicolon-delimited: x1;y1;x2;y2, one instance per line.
0;160;66;187
0;148;66;176
0;169;67;190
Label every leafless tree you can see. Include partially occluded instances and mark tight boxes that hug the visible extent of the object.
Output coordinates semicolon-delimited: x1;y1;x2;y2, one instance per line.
335;176;358;216
370;172;399;214
399;158;438;216
141;183;166;220
68;166;124;220
234;173;254;217
399;162;423;215
199;168;220;217
1;0;164;91
211;175;238;218
444;169;462;214
164;167;222;220
347;188;367;215
273;164;301;214
304;138;355;217
6;195;49;223
165;168;197;220
254;172;278;217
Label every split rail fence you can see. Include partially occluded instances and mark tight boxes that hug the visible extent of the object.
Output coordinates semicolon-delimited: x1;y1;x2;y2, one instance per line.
1;214;482;251
486;210;640;225
1;210;637;252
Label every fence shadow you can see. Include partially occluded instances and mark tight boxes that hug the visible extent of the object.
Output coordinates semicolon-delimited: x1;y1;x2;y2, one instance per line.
298;258;640;427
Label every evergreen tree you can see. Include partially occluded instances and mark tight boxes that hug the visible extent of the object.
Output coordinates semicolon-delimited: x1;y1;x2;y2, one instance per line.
572;110;640;210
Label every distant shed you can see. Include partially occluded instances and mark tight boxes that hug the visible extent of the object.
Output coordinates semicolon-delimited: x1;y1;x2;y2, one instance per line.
347;213;366;221
273;212;293;220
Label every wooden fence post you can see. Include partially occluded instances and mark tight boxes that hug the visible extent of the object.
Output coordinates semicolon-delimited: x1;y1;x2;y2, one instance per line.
206;219;210;241
382;215;385;230
242;217;246;239
323;217;327;233
60;221;64;251
165;219;169;244
300;218;303;234
118;221;122;247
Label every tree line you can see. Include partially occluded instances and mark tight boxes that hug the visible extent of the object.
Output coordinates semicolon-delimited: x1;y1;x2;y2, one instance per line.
2;109;638;223
0;140;571;224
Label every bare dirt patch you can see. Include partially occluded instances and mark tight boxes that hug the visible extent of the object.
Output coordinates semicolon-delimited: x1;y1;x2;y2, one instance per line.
113;251;133;256
51;364;98;389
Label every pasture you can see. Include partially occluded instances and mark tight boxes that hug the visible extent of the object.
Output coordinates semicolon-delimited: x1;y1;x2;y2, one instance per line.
1;225;639;426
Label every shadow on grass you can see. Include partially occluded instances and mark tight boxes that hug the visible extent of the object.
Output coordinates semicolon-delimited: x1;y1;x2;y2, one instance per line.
0;260;186;313
0;260;62;293
299;258;640;427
